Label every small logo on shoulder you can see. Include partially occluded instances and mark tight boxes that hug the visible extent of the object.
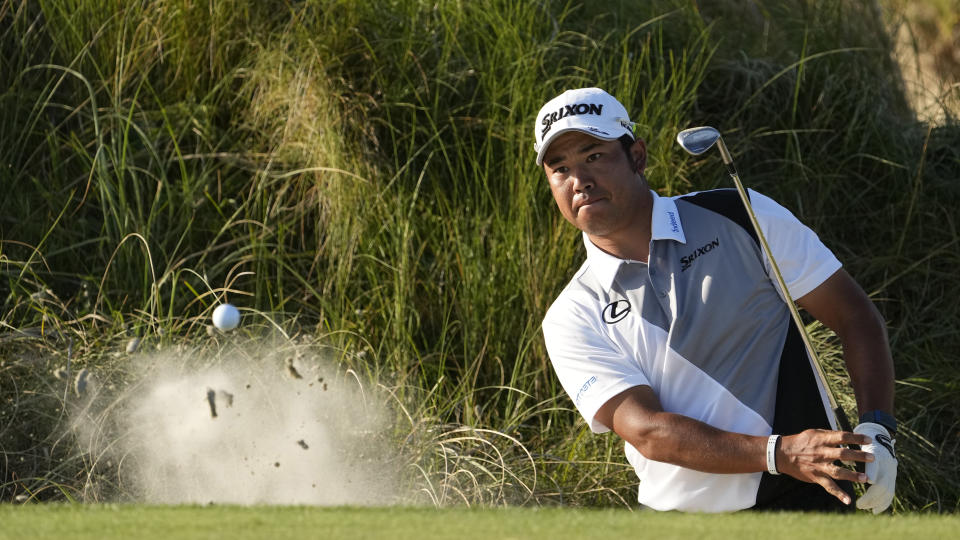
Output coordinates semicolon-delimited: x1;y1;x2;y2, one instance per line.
602;300;631;324
574;375;598;405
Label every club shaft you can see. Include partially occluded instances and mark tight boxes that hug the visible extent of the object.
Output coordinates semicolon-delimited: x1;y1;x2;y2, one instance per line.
716;138;850;432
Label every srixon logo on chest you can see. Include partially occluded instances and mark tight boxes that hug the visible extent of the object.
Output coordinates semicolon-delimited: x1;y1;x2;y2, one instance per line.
541;103;603;138
680;237;720;272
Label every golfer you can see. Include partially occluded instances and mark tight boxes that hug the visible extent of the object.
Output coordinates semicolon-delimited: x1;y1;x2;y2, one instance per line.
537;88;897;512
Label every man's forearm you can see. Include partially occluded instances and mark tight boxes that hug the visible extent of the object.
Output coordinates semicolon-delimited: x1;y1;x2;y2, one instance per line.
626;411;767;474
837;303;895;416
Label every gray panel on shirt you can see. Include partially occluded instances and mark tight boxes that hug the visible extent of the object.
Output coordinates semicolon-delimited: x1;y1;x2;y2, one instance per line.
611;198;791;425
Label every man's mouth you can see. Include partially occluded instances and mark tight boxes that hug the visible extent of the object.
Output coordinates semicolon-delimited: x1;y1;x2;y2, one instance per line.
575;196;605;213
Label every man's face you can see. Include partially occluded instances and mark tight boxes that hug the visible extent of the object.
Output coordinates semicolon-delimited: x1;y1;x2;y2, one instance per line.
542;131;648;237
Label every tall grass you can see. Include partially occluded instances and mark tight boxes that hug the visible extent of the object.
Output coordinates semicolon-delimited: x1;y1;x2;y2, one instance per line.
1;0;958;511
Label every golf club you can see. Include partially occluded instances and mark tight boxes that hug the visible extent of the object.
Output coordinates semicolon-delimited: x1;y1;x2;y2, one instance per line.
676;126;853;434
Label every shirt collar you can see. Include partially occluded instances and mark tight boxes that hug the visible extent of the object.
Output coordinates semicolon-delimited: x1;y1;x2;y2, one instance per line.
583;190;687;291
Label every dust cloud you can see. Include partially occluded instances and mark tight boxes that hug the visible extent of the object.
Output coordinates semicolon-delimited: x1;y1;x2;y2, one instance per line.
77;341;399;505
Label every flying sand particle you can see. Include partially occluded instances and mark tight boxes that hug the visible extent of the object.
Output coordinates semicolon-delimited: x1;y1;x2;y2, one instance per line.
206;388;217;418
53;367;68;381
218;390;234;407
74;369;90;396
285;358;303;379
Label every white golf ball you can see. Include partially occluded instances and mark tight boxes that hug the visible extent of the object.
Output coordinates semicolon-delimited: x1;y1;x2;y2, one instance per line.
212;303;240;331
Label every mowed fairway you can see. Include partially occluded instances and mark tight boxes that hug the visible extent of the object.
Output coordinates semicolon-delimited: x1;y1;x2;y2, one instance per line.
1;506;957;540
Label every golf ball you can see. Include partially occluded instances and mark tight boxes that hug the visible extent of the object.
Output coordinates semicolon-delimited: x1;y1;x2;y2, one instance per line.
212;303;240;331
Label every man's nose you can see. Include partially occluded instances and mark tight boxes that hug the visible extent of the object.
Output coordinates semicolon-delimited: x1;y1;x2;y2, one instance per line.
570;166;595;192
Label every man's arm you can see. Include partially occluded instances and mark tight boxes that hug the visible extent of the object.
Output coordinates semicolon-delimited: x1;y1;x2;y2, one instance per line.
595;386;873;505
796;268;895;417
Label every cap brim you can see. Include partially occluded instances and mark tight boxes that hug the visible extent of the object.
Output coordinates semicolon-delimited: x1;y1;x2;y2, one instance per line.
536;127;627;166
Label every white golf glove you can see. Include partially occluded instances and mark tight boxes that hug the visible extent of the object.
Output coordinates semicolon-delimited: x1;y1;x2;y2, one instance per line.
854;422;897;514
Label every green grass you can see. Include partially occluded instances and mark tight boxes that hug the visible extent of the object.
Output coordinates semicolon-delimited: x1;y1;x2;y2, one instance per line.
1;505;959;540
1;0;959;512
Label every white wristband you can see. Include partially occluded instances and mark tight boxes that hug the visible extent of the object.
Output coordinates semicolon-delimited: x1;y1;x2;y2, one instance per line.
766;434;781;475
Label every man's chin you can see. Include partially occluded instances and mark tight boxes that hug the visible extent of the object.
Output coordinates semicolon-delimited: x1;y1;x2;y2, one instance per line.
574;205;610;230
578;220;615;237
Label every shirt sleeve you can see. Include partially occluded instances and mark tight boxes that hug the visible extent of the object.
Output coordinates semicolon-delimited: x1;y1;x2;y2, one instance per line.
749;189;842;299
542;292;651;433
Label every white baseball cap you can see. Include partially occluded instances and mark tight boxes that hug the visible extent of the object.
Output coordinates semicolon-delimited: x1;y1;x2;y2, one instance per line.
533;87;635;166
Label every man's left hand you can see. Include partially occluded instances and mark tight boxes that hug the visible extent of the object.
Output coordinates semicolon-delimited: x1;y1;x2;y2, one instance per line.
854;422;897;513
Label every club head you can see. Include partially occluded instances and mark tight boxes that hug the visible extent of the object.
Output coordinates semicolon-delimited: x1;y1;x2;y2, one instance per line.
676;126;721;156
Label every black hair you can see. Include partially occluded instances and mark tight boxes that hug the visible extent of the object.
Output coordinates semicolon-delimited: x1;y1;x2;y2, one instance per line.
618;134;639;171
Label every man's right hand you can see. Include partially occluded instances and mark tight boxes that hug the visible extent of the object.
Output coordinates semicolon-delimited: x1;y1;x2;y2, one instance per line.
776;429;875;505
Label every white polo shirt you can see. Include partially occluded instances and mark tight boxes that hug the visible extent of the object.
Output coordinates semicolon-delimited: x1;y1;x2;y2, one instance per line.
542;188;842;512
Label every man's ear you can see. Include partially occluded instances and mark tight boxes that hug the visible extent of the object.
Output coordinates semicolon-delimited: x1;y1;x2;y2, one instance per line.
631;139;648;174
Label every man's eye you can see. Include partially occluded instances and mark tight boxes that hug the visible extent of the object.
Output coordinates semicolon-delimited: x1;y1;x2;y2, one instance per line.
586;153;602;162
554;166;569;174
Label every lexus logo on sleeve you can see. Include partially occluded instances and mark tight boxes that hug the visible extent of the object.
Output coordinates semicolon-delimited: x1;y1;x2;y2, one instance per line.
602;300;631;324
